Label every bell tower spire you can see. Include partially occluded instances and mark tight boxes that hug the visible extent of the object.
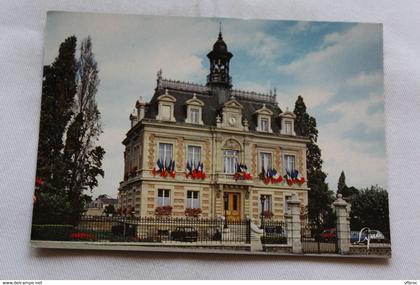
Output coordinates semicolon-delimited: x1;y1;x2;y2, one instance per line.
206;23;233;89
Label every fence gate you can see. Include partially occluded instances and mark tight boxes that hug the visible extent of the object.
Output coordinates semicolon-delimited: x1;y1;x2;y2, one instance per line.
300;223;338;254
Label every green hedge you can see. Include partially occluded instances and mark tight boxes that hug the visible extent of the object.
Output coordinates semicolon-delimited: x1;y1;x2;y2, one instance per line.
261;236;288;244
31;224;74;241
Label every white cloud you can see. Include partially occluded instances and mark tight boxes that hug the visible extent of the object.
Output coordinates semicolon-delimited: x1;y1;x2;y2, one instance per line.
344;71;383;88
247;32;283;65
275;23;386;189
316;95;386;189
288;22;310;34
278;23;382;84
319;131;387;190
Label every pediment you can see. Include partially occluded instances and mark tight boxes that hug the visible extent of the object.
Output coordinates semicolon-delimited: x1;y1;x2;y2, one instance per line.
223;98;243;109
280;110;296;119
157;89;176;103
222;138;242;150
255;104;273;116
185;93;204;106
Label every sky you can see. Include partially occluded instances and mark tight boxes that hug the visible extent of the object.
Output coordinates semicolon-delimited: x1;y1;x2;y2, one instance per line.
43;12;386;199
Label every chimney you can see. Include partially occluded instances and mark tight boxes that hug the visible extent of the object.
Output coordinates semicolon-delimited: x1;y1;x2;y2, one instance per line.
136;96;147;121
129;109;138;128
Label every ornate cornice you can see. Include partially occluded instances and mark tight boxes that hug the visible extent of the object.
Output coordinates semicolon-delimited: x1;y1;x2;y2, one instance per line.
158;78;209;93
231;89;276;104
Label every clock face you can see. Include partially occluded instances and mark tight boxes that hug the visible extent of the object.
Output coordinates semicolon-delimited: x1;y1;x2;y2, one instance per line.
228;116;236;126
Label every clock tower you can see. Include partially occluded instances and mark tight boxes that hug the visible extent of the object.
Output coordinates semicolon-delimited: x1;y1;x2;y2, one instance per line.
206;24;233;92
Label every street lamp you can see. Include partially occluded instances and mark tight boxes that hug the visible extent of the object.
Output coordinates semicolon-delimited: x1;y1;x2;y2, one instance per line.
260;195;266;229
223;193;228;229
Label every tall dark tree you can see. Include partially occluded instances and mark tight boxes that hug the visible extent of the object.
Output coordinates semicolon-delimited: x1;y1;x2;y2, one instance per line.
63;37;105;224
293;95;334;225
33;36;77;224
337;171;347;195
350;186;390;239
337;170;359;198
36;36;77;186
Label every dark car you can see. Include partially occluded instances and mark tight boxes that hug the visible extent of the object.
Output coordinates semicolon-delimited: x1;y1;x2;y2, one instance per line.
171;226;198;242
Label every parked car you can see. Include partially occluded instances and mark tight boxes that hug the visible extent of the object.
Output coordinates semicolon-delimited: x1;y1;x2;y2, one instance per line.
171;226;198;242
319;228;336;242
350;229;388;244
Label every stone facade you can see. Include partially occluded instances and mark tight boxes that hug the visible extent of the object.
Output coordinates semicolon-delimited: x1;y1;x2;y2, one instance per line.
117;30;309;224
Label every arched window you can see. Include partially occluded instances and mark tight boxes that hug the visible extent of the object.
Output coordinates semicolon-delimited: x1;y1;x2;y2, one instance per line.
222;139;241;174
224;150;238;174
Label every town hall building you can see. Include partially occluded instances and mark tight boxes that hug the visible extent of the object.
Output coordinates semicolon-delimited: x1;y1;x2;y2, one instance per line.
117;29;309;223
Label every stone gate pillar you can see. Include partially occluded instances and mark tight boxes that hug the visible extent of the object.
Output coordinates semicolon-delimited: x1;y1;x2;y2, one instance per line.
333;194;351;254
286;194;302;253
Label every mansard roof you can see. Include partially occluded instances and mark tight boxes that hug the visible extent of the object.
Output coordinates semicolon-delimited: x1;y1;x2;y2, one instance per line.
143;77;283;133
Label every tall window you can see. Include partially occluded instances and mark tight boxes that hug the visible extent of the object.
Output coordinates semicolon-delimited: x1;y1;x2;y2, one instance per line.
224;150;238;174
189;108;200;124
261;195;272;212
159;143;173;167
260;118;269;132
285;121;293;135
284;155;295;172
260;152;272;172
187;146;201;167
186;191;200;208
157;189;170;206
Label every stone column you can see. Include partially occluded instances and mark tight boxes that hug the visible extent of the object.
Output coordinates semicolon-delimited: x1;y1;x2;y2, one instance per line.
285;213;293;246
250;222;264;252
333;194;351;254
286;194;302;253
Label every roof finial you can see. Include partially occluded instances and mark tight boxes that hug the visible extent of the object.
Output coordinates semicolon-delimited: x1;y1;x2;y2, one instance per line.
218;21;223;39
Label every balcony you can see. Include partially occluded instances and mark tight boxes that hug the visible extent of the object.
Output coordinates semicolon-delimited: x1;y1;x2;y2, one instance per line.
214;173;253;186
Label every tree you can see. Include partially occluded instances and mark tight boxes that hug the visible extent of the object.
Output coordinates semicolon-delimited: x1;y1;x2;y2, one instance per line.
36;36;77;186
294;96;334;225
33;36;77;224
103;204;116;216
63;36;105;224
337;170;359;198
350;186;390;239
337;171;346;194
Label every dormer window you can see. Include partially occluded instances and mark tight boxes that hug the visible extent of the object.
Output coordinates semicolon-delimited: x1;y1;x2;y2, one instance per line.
161;104;172;120
260;118;269;132
185;93;204;125
284;121;293;135
156;89;176;122
280;108;296;136
189;108;200;124
255;104;273;133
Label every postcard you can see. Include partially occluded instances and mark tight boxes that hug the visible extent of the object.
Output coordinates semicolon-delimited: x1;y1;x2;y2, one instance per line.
31;11;390;257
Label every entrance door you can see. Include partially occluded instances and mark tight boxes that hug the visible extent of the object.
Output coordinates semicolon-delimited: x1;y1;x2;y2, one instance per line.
226;192;241;221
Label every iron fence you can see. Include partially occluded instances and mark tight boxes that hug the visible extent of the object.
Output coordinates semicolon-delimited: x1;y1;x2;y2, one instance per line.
300;222;338;254
32;215;251;244
261;220;287;244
